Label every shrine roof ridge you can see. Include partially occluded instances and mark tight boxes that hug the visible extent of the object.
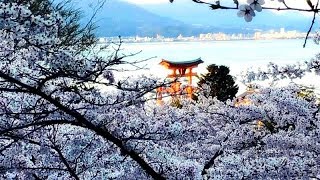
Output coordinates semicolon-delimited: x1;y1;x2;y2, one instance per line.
159;57;204;68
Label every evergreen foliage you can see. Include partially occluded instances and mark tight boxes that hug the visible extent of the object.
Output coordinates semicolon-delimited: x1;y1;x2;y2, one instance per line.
198;64;238;101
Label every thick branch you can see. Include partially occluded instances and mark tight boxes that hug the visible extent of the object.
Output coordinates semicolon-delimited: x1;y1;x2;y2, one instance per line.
0;71;164;179
201;149;223;176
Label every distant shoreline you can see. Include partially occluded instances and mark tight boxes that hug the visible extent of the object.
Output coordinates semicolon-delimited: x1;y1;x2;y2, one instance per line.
99;30;309;44
98;37;306;44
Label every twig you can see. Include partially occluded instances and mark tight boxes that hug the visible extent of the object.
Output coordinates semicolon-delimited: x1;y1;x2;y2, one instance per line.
304;0;320;48
304;12;317;48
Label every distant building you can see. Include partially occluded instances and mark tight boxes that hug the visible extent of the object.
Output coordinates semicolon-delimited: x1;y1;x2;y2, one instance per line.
234;85;258;107
177;34;183;40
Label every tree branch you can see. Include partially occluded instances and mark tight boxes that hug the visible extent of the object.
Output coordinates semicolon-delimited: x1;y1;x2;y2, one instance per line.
0;71;165;179
52;145;80;180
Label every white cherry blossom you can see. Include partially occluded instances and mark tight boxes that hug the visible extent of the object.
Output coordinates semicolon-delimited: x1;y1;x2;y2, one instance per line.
237;4;256;22
248;0;265;12
1;1;320;179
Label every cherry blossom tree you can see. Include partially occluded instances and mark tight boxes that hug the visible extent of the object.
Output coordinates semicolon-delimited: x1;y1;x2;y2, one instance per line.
3;0;99;51
238;52;320;85
0;1;165;179
0;1;320;180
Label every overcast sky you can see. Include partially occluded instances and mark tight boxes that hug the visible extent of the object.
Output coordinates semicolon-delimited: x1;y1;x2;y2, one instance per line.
124;0;169;4
123;0;315;7
122;0;315;17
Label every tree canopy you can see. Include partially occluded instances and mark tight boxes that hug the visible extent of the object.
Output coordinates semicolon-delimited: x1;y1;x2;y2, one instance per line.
198;64;238;102
3;0;98;51
0;0;319;179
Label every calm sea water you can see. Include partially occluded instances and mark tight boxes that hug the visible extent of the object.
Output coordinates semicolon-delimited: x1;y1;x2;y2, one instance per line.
121;39;319;72
116;39;320;92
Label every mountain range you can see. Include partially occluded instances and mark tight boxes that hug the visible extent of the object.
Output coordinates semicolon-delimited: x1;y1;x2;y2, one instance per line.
75;0;314;37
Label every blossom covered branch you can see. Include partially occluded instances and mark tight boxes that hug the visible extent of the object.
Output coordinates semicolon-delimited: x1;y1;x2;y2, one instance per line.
0;1;320;179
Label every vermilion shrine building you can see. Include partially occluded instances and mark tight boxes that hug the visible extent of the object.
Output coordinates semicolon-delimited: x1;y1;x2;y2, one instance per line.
157;58;204;102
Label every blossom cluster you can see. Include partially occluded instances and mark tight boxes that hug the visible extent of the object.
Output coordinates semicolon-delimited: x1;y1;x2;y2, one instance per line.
0;1;320;179
240;53;320;83
237;0;265;22
236;0;287;22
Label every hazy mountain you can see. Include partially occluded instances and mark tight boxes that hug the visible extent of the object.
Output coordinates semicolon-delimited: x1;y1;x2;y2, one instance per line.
75;0;258;37
72;0;313;37
76;0;194;37
139;0;313;32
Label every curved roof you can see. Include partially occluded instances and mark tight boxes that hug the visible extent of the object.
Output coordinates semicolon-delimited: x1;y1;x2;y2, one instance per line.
159;58;203;69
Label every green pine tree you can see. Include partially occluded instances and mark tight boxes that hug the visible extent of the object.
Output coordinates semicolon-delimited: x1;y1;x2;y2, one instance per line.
198;64;238;102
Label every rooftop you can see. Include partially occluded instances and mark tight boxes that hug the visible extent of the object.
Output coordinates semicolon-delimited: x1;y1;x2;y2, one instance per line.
159;58;204;69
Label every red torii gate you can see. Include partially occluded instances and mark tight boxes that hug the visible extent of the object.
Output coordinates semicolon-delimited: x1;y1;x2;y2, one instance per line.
157;58;203;102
